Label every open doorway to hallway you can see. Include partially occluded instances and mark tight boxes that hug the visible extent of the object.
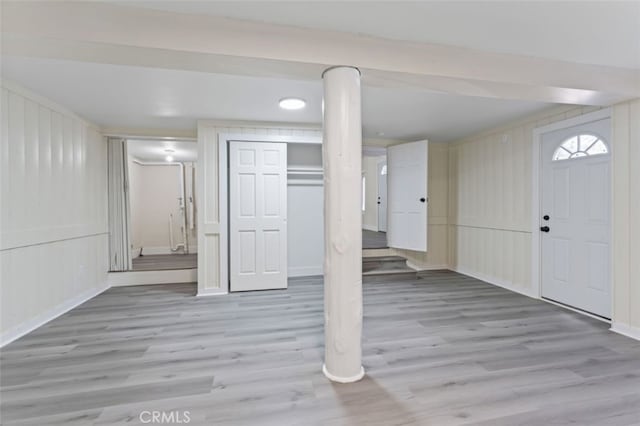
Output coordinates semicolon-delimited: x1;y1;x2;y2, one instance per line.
127;139;197;271
107;137;198;276
362;146;388;249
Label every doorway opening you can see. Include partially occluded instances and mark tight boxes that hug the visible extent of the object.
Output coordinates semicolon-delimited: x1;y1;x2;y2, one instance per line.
362;147;388;249
107;137;198;276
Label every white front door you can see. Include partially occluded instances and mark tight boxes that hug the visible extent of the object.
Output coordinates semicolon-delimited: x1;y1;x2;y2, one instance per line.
377;160;387;232
387;140;428;251
229;142;287;292
540;118;611;318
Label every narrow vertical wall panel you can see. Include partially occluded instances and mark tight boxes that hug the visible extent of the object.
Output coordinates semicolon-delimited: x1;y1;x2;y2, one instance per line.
62;116;74;227
71;120;81;227
38;106;52;232
51;111;64;231
628;100;640;328
0;250;14;333
0;89;10;235
7;93;25;235
24;99;39;232
612;103;631;326
204;127;218;224
503;130;514;227
75;121;83;229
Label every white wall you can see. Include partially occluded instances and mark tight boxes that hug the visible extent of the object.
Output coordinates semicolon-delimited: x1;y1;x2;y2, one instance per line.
362;155;383;231
612;99;640;338
128;161;183;255
393;142;449;269
197;122;323;295
447;105;604;297
0;81;108;345
288;184;323;277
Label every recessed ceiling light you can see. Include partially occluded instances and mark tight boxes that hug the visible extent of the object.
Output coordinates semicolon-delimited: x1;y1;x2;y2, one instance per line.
279;97;306;110
165;155;174;162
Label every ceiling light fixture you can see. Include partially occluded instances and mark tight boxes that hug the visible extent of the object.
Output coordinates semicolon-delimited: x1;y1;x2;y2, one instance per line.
165;155;174;162
279;97;306;110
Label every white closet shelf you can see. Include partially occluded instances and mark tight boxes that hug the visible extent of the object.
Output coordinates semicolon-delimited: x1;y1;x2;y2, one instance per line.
288;179;323;186
287;166;323;175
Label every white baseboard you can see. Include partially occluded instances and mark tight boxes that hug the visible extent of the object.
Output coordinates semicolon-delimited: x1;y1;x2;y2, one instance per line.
362;224;379;232
0;282;110;348
139;246;198;256
108;269;197;286
288;265;323;277
197;288;228;297
139;246;173;255
452;266;537;298
610;322;640;341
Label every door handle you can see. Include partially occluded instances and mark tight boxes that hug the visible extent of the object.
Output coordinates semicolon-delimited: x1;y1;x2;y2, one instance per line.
420;197;426;203
540;226;550;233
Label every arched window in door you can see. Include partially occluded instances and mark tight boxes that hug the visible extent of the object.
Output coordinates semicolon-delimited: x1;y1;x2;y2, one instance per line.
552;134;608;161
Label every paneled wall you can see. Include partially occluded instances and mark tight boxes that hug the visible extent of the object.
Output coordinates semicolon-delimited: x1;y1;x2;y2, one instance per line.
612;99;640;337
447;105;603;296
197;121;322;295
0;81;108;345
393;142;449;269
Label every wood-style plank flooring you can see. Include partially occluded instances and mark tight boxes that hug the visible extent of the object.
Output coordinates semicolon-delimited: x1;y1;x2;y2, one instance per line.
363;230;387;249
131;254;197;271
2;271;640;425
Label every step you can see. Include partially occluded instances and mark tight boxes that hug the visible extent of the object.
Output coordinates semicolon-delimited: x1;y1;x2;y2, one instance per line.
362;256;416;276
363;248;395;258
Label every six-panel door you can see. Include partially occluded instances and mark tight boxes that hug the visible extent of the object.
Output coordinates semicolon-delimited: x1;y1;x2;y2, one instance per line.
229;142;288;291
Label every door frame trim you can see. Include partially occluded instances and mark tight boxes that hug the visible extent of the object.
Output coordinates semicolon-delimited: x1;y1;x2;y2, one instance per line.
218;133;322;293
531;107;612;318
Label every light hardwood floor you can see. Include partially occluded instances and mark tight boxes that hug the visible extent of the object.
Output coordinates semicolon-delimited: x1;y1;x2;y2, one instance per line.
131;254;197;271
363;230;387;249
1;271;640;425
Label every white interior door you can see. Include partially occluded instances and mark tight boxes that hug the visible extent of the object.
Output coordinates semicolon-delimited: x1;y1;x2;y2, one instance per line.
541;118;611;318
377;160;387;232
230;142;287;291
387;140;428;251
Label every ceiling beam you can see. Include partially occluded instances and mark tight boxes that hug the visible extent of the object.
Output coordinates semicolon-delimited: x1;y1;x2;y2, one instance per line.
2;2;639;105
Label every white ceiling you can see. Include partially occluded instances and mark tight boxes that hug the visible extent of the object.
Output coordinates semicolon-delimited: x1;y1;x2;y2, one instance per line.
128;139;197;162
2;56;551;142
124;1;640;70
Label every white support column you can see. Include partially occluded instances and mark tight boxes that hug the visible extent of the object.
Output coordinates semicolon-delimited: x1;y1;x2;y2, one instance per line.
321;66;365;383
